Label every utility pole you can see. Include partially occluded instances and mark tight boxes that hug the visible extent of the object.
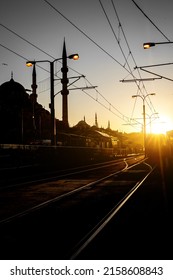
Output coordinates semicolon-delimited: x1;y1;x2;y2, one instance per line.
50;61;56;145
132;93;156;157
31;63;38;133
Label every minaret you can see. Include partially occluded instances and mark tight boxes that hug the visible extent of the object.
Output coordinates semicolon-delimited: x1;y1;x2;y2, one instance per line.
108;120;110;130
30;62;38;104
95;113;98;127
61;39;69;127
11;71;14;80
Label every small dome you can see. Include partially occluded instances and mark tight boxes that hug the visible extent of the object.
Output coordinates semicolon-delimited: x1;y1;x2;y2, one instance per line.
0;77;29;107
0;77;26;95
0;77;25;91
75;120;90;129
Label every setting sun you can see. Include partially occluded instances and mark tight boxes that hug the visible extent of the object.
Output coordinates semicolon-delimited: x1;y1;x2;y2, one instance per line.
150;116;173;135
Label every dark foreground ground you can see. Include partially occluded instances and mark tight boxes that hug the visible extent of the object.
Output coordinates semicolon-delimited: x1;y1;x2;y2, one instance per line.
0;146;173;260
77;156;173;260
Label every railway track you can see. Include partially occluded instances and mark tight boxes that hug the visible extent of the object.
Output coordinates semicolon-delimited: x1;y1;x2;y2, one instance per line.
0;155;143;220
0;155;155;259
0;155;141;189
69;162;154;260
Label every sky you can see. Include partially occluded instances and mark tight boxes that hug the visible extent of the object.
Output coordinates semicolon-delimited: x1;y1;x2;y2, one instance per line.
1;0;173;134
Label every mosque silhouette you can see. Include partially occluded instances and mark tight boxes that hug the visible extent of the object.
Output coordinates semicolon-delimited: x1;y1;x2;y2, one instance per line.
0;74;51;144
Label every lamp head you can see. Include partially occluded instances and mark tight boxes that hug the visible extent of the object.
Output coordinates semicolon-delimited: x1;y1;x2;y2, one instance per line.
68;54;79;60
143;42;156;49
26;61;35;67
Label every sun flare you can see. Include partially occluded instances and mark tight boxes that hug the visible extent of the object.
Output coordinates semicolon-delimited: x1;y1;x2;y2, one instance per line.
150;116;173;135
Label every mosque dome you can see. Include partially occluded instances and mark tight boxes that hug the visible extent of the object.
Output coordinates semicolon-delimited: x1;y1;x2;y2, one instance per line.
0;74;51;144
0;77;25;92
0;75;29;107
75;120;90;129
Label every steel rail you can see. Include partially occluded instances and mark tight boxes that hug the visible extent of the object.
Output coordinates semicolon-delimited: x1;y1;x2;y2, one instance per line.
69;164;155;259
0;155;143;190
0;158;145;225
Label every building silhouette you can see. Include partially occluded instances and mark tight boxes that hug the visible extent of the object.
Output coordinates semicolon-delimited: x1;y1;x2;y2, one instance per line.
0;74;143;156
0;74;51;144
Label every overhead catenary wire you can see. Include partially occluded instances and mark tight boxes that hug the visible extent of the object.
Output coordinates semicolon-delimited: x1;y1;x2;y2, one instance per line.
83;77;130;121
0;23;55;60
0;17;153;118
0;2;134;127
99;0;157;119
81;86;135;125
0;23;86;92
0;22;83;78
99;0;135;78
131;0;171;42
43;0;135;74
0;1;159;130
110;0;157;114
111;1;148;89
42;0;156;128
0;38;133;126
130;0;173;112
0;43;50;74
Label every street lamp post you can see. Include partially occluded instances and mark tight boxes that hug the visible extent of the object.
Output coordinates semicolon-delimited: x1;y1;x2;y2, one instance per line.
132;93;156;157
26;48;79;146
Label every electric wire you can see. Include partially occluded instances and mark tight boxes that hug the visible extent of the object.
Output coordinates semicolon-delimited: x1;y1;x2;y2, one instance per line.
1;4;134;126
111;1;146;87
130;1;173;86
99;0;142;122
99;0;134;78
0;43;50;74
43;0;132;72
0;23;55;60
131;0;171;42
84;77;127;119
110;0;156;114
42;0;153;128
0;23;85;91
0;22;82;78
0;40;132;125
41;0;150;123
99;0;156;123
0;43;28;62
81;86;135;125
0;23;146;122
131;0;173;85
0;1;155;130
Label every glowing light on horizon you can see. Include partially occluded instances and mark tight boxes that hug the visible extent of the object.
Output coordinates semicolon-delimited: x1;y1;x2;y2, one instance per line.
150;115;173;135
